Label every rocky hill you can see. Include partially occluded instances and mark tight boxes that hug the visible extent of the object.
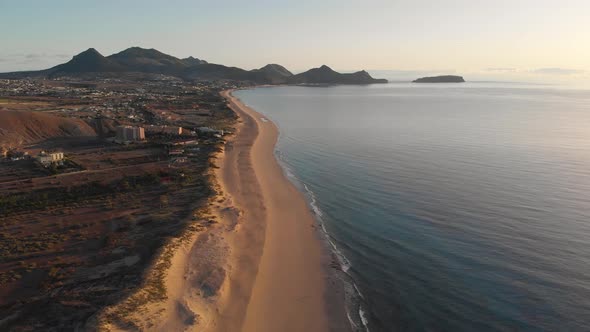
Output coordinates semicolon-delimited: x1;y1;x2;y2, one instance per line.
288;65;387;84
49;48;125;75
0;111;96;147
250;64;293;84
107;47;190;74
181;56;208;66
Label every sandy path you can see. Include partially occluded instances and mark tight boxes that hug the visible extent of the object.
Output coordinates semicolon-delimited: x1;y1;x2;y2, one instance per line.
220;90;329;332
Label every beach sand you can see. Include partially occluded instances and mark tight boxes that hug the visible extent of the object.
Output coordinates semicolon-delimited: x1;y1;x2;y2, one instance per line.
112;88;350;332
219;89;330;332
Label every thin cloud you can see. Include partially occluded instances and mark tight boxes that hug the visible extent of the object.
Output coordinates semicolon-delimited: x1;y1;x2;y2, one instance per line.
24;53;69;61
532;68;585;75
485;67;517;72
24;53;43;60
350;69;456;75
0;53;74;72
367;69;457;80
0;53;72;64
373;69;455;75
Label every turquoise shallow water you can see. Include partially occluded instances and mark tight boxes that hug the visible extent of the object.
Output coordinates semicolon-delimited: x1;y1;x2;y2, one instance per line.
235;83;590;332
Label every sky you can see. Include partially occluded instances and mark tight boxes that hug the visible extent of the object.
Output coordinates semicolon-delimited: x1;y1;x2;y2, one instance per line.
1;0;589;83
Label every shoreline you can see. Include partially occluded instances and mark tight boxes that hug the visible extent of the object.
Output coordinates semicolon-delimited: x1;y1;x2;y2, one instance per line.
223;88;353;332
221;89;337;331
100;87;351;331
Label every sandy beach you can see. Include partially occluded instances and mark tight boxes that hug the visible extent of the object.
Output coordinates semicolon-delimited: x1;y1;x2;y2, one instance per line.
219;89;331;331
104;88;350;332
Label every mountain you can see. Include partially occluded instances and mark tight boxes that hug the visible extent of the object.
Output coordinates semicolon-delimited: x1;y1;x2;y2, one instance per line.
107;47;189;74
185;63;292;84
0;47;388;84
182;56;208;66
183;63;254;81
256;64;292;77
413;75;465;83
250;64;293;84
49;48;125;75
288;65;387;84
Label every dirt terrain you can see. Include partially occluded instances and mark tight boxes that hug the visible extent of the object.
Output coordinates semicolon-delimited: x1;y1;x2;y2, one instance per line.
0;78;240;331
0;110;96;147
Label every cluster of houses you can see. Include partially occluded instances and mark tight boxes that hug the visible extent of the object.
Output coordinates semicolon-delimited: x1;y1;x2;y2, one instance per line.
167;139;199;166
197;127;224;138
0;147;64;168
0;147;29;161
110;124;225;168
0;123;226;171
164;127;226;168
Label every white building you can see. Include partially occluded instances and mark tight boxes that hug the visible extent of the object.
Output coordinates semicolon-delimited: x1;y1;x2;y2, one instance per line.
197;127;224;136
37;151;64;166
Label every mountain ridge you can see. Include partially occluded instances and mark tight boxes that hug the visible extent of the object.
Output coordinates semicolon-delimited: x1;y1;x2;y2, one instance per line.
288;65;388;84
50;48;125;74
0;47;388;85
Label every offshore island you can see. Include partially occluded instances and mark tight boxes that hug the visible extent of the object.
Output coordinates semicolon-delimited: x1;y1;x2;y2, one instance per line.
413;75;465;83
0;47;385;331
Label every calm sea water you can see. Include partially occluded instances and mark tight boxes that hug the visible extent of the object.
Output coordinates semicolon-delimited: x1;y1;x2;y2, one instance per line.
234;83;590;332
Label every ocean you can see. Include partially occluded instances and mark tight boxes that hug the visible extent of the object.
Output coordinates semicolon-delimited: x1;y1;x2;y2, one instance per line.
234;83;590;332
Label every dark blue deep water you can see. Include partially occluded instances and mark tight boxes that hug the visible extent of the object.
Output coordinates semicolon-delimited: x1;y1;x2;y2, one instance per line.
235;83;590;331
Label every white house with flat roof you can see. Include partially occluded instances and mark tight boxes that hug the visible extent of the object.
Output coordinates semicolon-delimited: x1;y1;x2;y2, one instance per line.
37;151;64;166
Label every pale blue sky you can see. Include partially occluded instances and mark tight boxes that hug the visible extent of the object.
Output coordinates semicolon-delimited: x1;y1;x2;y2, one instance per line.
1;0;589;82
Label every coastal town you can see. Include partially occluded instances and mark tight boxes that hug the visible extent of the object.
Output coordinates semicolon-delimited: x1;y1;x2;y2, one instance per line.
4;1;589;331
0;42;389;331
0;77;245;330
0;43;371;331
